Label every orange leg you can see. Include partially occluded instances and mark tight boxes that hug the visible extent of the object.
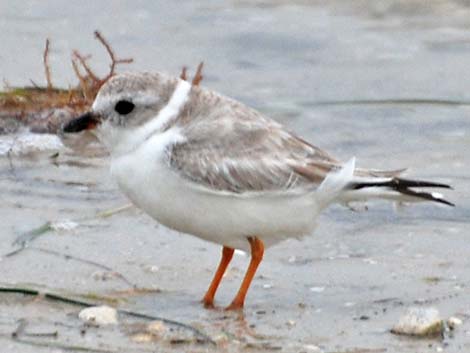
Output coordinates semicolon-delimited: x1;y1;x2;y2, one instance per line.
202;246;234;308
226;237;264;310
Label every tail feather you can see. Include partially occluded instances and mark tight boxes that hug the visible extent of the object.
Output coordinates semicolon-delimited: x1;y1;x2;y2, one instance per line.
317;157;356;207
347;177;454;206
354;167;406;178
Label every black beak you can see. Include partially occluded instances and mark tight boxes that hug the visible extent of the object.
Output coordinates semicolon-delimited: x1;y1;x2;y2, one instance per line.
62;112;100;133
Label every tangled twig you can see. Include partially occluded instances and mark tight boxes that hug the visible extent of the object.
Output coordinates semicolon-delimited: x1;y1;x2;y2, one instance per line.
179;66;188;81
43;39;53;90
179;62;204;86
1;31;210;135
70;30;134;105
192;61;204;86
72;51;100;83
94;31;133;83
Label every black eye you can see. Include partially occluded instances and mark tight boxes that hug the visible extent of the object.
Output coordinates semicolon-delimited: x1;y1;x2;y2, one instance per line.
114;100;135;115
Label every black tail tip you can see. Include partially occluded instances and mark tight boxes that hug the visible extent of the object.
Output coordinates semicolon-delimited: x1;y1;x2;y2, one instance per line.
436;198;455;207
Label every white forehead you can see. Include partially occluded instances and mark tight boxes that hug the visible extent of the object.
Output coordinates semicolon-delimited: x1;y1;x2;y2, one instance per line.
92;91;162;111
91;71;174;111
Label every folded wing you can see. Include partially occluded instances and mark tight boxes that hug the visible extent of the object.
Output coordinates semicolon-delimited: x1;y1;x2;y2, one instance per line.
168;114;338;194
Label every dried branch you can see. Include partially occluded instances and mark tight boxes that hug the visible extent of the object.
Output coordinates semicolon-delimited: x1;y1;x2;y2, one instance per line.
179;66;188;81
72;51;100;83
72;57;97;102
70;31;135;107
43;39;53;90
66;87;75;105
179;62;204;86
29;79;40;89
94;30;133;82
67;31;134;107
71;58;90;100
191;61;204;86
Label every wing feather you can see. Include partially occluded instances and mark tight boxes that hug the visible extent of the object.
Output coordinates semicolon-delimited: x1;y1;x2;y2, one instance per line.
168;102;338;194
166;87;406;194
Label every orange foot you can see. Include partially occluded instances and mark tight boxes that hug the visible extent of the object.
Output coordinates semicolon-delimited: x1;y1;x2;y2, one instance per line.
201;297;216;309
225;300;244;311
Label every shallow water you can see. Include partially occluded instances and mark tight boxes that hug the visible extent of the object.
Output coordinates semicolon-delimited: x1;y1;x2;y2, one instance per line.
1;1;470;352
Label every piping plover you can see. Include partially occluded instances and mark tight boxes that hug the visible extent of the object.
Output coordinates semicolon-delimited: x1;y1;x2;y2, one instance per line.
63;71;453;310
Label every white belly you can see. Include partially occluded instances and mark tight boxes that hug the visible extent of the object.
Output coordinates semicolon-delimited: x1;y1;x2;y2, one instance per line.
110;132;320;251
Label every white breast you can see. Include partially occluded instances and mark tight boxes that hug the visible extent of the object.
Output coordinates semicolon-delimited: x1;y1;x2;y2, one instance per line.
110;129;321;251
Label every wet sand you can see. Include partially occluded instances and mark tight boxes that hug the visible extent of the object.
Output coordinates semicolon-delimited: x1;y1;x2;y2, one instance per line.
1;1;469;352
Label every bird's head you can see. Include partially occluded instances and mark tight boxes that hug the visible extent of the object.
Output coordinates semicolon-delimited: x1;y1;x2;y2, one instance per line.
63;72;186;154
